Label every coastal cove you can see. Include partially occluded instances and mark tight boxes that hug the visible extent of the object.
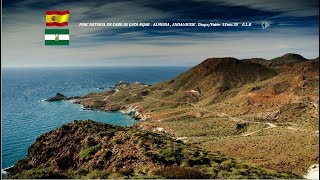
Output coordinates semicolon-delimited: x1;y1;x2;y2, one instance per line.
2;66;188;174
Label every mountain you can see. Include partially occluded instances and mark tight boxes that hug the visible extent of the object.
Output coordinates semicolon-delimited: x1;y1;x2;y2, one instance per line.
270;53;307;65
54;53;319;176
6;120;299;179
164;57;277;94
241;57;270;66
243;53;308;67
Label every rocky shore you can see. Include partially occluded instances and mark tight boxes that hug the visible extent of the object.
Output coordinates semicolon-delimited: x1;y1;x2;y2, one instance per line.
46;93;80;102
46;81;150;121
45;81;149;120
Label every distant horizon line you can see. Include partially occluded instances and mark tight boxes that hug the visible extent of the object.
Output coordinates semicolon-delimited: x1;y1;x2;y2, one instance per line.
1;65;193;69
2;53;319;69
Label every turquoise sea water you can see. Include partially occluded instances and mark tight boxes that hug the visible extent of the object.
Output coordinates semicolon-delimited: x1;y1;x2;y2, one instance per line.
1;67;188;173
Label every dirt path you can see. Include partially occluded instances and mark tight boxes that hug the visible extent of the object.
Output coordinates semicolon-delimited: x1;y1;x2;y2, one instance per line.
127;89;318;136
241;122;277;137
144;92;281;136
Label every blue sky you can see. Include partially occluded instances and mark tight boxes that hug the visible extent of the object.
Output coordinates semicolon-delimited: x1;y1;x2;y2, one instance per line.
2;0;319;67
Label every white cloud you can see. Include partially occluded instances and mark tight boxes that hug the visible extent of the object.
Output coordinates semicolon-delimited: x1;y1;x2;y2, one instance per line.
3;26;319;67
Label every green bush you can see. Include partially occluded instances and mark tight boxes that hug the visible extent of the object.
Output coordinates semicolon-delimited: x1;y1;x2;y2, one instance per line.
76;168;89;176
189;157;211;166
108;172;124;179
219;159;236;170
119;168;134;176
85;169;109;179
187;151;211;166
210;162;219;168
217;170;232;178
160;147;183;165
79;144;101;159
180;160;190;167
144;152;162;161
206;167;218;178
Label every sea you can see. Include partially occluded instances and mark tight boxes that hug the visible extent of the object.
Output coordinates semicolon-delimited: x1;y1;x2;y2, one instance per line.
1;66;188;174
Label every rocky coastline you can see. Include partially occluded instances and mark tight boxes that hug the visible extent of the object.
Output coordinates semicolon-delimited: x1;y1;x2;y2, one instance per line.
46;81;150;121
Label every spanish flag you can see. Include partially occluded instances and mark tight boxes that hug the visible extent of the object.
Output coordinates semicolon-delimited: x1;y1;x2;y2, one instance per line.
46;10;70;26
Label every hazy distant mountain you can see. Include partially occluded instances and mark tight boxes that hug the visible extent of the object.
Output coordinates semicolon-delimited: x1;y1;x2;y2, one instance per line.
242;53;308;67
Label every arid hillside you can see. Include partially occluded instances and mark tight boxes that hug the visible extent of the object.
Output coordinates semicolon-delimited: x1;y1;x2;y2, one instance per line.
7;120;299;179
72;54;319;176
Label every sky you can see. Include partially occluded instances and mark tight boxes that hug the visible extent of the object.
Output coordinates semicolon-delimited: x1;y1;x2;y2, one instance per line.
2;0;319;67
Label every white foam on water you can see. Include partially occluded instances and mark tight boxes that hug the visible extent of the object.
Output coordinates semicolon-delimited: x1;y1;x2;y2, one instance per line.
1;169;7;175
1;166;13;175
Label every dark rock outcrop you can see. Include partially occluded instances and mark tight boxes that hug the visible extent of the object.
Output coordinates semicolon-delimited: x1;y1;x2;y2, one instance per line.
46;93;68;101
112;81;129;91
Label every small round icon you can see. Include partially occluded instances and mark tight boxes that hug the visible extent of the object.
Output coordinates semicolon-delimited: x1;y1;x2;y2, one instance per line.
261;21;270;29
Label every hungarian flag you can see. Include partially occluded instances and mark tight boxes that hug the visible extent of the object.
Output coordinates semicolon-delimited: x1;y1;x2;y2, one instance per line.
45;29;69;45
46;10;70;26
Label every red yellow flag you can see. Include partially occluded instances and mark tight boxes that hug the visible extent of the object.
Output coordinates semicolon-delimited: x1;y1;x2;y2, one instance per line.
46;10;70;26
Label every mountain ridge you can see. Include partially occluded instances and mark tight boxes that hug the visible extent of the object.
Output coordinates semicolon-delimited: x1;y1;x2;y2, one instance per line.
242;53;312;67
